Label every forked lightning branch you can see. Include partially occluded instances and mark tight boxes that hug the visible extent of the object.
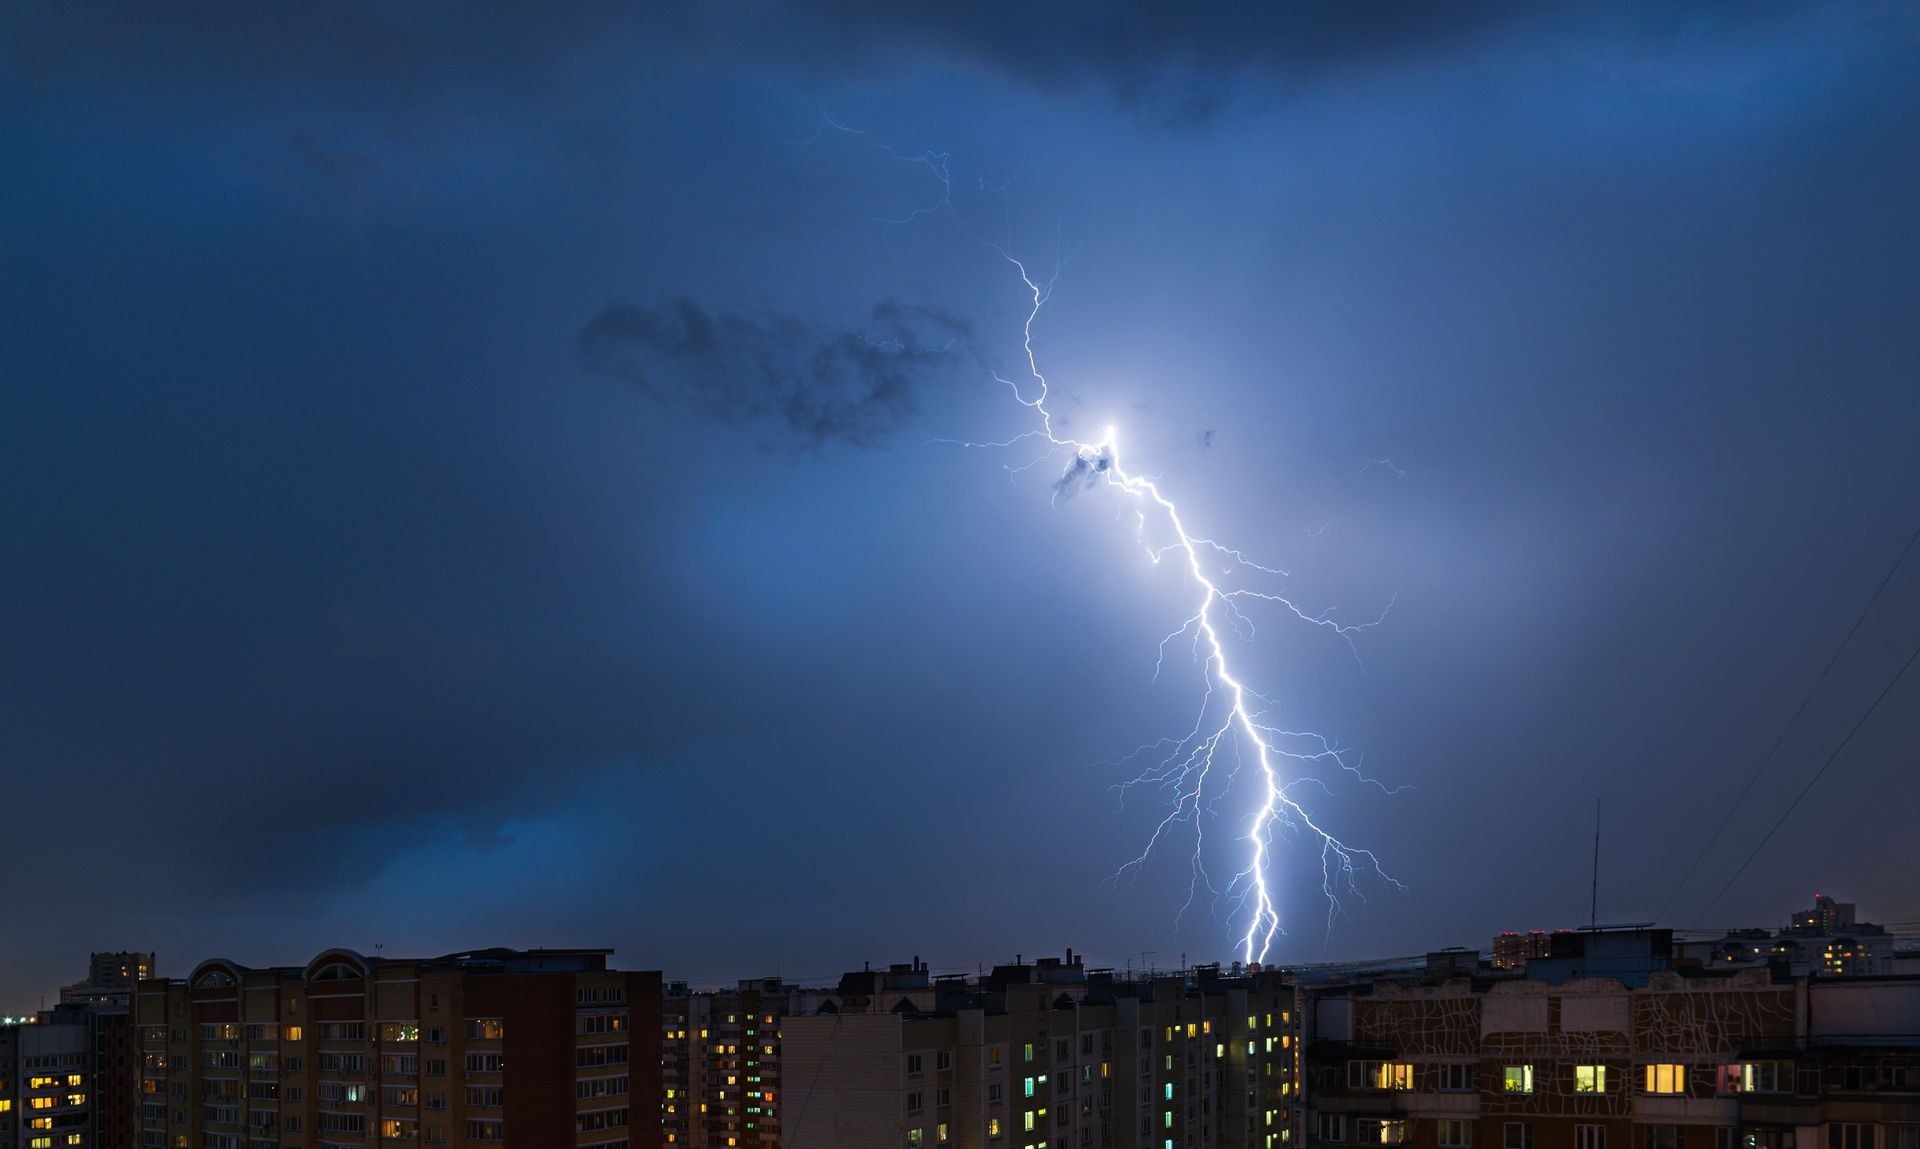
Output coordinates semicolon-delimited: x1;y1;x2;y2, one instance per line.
812;120;1401;962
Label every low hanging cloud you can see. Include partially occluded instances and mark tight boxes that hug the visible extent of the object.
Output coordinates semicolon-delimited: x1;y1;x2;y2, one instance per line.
577;297;973;448
1052;441;1115;503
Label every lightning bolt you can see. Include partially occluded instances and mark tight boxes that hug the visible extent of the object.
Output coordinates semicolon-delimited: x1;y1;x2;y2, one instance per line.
810;119;1403;963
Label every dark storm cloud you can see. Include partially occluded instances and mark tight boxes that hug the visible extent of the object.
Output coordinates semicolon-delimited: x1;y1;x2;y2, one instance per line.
577;298;972;448
0;0;1805;123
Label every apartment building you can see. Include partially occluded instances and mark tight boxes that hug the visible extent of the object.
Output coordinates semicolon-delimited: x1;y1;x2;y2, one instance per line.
1732;975;1920;1149
0;1007;100;1149
1299;927;1920;1149
662;967;909;1149
782;952;1299;1149
0;946;149;1149
133;947;661;1149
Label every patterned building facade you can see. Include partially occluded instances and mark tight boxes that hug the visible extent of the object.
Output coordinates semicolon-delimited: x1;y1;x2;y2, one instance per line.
1301;930;1920;1149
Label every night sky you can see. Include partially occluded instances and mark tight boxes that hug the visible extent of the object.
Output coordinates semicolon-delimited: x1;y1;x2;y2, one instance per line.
4;3;1919;1004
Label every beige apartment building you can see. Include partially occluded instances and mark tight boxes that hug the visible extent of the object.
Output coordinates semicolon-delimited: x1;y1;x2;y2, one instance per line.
781;954;1299;1149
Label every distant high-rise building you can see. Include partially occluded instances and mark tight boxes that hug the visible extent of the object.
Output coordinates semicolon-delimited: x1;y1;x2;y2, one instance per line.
135;947;662;1149
1490;933;1555;972
1675;893;1901;977
1791;894;1857;936
60;954;154;1013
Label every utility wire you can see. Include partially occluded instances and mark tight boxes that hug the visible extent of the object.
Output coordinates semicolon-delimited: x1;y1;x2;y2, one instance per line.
1656;523;1920;924
1692;632;1920;927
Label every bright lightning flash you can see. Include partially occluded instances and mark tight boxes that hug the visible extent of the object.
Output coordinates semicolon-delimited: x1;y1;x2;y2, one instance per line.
810;120;1403;964
968;252;1402;964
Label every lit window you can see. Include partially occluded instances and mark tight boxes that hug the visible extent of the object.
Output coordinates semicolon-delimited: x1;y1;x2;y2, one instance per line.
1503;1066;1534;1094
1575;1066;1607;1093
1644;1065;1687;1095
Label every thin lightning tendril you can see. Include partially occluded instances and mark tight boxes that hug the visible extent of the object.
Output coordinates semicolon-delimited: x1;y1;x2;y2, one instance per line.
810;118;1403;963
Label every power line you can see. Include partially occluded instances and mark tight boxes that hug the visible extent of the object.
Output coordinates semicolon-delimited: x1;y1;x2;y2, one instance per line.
1656;522;1920;924
1692;632;1920;927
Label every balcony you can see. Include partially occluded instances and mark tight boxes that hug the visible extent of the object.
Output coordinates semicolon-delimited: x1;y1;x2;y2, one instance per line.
1733;1095;1817;1126
1632;1096;1739;1122
1397;1092;1481;1118
1314;1092;1410;1117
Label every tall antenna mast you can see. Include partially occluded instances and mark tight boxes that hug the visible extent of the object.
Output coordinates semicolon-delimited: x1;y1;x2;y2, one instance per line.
1589;798;1601;930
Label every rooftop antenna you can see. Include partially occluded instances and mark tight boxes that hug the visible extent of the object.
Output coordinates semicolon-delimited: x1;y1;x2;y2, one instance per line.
1589;798;1601;931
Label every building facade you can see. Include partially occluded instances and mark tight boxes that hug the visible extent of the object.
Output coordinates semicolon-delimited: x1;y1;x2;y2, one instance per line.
663;976;823;1149
1301;930;1920;1149
782;954;1299;1149
133;947;662;1149
0;948;152;1149
1;1007;100;1149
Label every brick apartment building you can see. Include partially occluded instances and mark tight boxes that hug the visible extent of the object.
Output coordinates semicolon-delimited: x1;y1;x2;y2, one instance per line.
133;947;661;1149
